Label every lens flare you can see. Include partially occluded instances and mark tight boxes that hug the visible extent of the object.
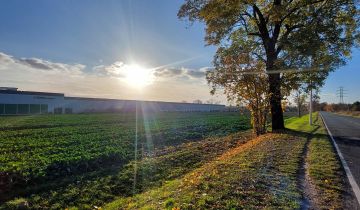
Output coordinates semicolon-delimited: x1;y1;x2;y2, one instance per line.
123;64;154;89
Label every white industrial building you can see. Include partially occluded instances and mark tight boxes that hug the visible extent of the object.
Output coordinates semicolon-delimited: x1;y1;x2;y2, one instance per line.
0;87;225;115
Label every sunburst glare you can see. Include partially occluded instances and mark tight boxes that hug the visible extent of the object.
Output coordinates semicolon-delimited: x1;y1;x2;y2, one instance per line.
123;64;154;89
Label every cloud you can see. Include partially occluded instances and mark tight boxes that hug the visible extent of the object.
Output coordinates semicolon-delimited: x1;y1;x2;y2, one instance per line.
18;58;53;70
0;52;15;64
153;67;185;78
94;61;128;78
0;51;221;103
0;52;85;74
186;69;206;78
0;51;209;81
153;67;210;80
94;61;209;81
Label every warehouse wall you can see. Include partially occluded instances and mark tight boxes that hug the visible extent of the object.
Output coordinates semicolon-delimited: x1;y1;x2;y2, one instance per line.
63;98;137;113
0;93;64;114
0;93;225;114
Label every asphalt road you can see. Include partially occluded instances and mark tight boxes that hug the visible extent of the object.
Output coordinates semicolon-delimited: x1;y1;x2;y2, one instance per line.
320;111;360;188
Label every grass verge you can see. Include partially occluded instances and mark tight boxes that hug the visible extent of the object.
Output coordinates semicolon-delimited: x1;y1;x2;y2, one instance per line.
286;113;344;209
105;133;306;210
104;113;346;210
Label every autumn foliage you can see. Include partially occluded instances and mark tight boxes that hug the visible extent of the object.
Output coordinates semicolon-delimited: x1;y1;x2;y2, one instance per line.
207;49;269;135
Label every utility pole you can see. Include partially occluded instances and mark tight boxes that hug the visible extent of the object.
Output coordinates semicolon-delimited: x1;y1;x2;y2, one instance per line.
309;58;313;126
336;86;346;104
309;80;313;125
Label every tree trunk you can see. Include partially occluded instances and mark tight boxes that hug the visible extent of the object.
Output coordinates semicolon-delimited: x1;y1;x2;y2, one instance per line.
268;73;285;130
266;45;285;131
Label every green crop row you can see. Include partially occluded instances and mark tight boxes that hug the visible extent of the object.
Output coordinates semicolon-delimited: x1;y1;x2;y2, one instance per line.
0;112;250;203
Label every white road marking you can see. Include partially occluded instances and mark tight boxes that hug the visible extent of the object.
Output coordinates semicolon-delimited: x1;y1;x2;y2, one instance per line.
320;112;360;206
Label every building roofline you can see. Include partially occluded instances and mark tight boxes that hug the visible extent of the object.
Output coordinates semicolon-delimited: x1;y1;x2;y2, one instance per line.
0;90;64;97
0;88;224;106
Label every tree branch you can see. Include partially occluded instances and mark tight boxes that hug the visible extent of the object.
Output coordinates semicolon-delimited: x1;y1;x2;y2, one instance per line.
276;24;304;55
252;4;270;48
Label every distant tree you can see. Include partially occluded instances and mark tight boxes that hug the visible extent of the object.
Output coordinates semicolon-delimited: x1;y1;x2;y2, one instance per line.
206;99;214;104
178;0;359;131
352;101;360;111
206;99;221;104
311;91;321;111
281;100;288;112
181;100;188;103
318;102;328;111
193;99;203;104
326;103;350;112
324;104;335;112
333;103;341;112
294;89;307;117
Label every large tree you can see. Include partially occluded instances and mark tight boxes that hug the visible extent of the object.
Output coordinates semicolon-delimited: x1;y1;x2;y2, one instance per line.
178;0;359;131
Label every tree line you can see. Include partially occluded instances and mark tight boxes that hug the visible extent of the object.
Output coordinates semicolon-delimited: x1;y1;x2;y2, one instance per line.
319;101;360;112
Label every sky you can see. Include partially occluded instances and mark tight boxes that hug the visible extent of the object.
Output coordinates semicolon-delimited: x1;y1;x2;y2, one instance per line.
0;0;359;104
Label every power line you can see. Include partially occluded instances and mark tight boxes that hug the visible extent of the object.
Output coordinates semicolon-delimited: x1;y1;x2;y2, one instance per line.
336;86;347;104
208;66;331;75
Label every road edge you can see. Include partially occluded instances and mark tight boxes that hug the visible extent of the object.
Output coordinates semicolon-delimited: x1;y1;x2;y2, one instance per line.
319;112;360;206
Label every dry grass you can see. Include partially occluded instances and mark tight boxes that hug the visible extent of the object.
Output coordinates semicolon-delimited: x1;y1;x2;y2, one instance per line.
104;113;346;210
336;111;360;118
105;133;306;210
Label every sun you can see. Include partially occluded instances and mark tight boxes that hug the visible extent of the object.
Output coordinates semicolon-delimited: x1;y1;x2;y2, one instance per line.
123;64;154;88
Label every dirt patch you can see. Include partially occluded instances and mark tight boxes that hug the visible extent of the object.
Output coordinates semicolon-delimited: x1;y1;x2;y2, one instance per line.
298;137;318;210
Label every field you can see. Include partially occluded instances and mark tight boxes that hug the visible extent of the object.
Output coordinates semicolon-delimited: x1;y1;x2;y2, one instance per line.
1;112;348;210
0;112;251;209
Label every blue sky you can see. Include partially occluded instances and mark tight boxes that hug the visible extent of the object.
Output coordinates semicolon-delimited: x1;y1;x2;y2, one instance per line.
0;0;359;103
0;0;215;68
321;49;360;103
